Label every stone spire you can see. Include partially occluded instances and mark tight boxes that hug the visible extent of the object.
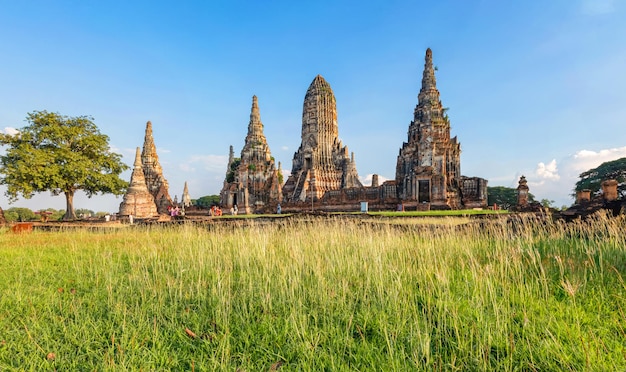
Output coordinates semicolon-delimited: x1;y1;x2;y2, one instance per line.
182;181;192;208
421;48;437;93
141;121;172;213
219;96;282;213
282;75;362;202
119;147;158;218
396;49;462;207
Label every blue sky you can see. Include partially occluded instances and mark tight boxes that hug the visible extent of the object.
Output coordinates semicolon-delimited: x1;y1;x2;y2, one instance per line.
1;0;625;212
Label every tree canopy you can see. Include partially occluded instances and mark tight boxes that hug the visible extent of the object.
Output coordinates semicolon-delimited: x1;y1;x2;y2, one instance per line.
193;195;220;208
574;157;626;199
0;111;129;220
487;186;535;210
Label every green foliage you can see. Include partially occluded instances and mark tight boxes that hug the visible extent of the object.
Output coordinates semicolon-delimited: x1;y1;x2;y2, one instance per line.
193;195;220;208
574;157;626;198
540;198;556;208
2;207;66;222
0;216;624;370
248;163;256;171
226;158;241;183
0;111;129;220
487;186;535;210
278;169;284;185
3;207;36;222
75;208;95;218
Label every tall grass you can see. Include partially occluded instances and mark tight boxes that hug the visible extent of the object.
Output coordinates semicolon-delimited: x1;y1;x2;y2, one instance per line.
0;214;625;370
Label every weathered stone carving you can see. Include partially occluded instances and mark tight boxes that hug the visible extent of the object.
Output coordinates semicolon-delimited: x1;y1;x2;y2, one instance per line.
516;175;530;207
119;147;158;218
141;121;172;213
220;96;283;213
282;75;362;203
395;49;486;209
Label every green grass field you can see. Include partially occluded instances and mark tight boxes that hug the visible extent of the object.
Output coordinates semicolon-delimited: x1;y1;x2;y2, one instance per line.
0;213;624;370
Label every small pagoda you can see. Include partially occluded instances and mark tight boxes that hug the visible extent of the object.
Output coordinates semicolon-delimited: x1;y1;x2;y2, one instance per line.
119;147;158;218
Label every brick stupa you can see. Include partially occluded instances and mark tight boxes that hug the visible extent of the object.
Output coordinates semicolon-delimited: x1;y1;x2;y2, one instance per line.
119;147;158;218
282;75;362;203
142;121;173;214
220;96;283;213
182;181;192;208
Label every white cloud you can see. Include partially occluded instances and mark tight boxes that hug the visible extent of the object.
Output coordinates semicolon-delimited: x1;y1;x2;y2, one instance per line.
580;0;616;15
535;159;560;180
281;146;289;151
181;154;228;173
521;147;626;207
571;147;626;172
158;148;171;154
179;163;196;172
3;127;19;136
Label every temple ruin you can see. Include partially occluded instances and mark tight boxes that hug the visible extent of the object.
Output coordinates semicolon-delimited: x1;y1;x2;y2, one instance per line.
395;48;487;209
119;147;158;218
217;50;487;213
141;121;173;213
220;96;283;214
282;75;362;204
182;181;192;208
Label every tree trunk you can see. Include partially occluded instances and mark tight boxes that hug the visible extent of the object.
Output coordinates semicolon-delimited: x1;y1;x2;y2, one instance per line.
64;190;76;220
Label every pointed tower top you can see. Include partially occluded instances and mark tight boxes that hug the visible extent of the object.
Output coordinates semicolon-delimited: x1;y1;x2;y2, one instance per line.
133;147;142;167
127;147;149;190
421;48;437;92
308;74;332;91
248;95;262;133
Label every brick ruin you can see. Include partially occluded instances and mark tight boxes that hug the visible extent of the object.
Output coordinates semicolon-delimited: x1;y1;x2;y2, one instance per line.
395;48;487;210
118;147;159;218
182;181;192;208
142;121;173;214
562;179;625;220
220;96;283;213
281;75;362;206
218;49;487;213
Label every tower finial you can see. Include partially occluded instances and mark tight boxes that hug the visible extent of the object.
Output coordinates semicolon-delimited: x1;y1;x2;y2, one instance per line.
421;48;437;92
134;147;142;167
248;95;263;135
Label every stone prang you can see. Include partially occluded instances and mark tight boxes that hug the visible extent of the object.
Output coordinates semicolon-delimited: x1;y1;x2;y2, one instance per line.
141;121;172;213
119;147;158;218
182;181;192;208
282;75;362;203
395;49;486;209
220;96;283;213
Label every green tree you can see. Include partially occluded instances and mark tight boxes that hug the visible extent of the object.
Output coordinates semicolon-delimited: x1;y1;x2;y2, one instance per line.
487;186;535;210
0;111;129;220
193;195;221;208
574;157;626;199
4;207;36;222
226;158;241;183
540;199;556;208
75;208;96;218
